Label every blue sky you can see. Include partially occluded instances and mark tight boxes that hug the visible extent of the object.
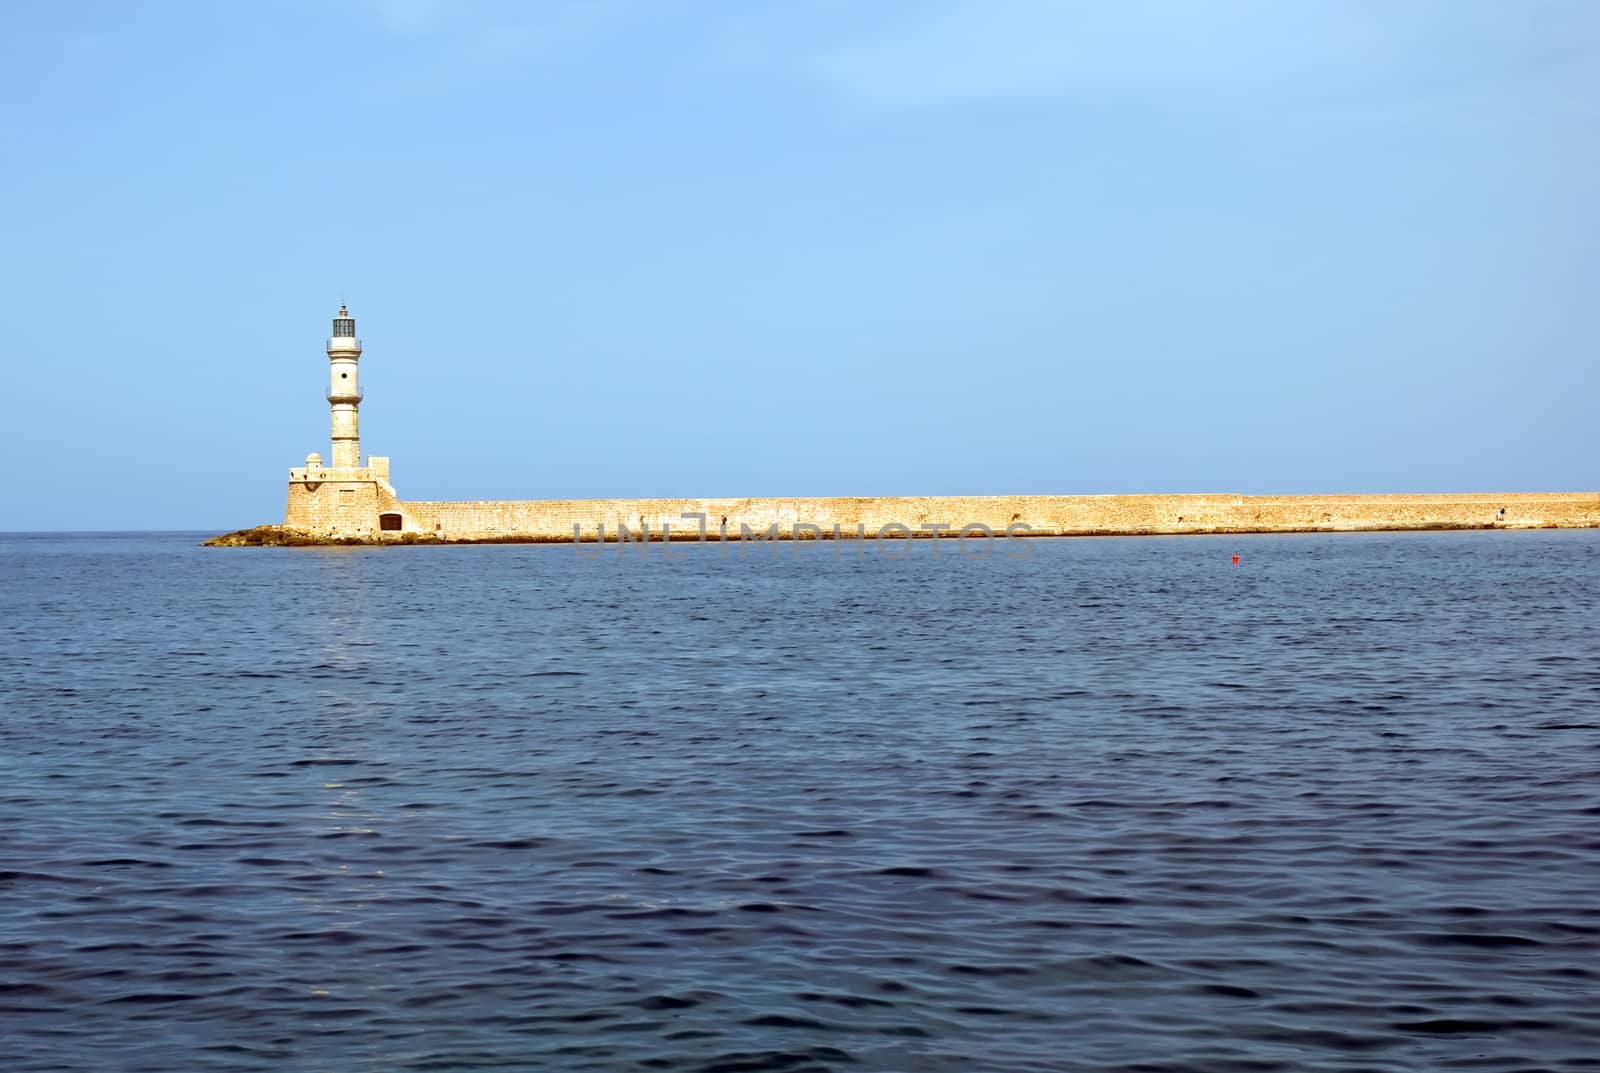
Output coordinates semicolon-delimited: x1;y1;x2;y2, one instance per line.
2;1;1596;530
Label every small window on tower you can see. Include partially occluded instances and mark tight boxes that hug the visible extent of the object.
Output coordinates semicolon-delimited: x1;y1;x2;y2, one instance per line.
333;319;354;337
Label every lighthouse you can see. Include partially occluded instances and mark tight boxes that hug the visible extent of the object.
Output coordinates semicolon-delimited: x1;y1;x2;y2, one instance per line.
284;304;396;536
327;303;363;468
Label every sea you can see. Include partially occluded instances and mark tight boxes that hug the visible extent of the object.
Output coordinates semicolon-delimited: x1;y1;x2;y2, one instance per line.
1;529;1598;1073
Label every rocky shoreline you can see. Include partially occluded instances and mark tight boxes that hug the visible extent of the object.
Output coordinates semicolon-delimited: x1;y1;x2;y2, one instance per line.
202;526;569;547
202;517;1595;548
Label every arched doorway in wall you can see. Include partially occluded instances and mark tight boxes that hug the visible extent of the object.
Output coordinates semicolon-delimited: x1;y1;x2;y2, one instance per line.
379;512;403;532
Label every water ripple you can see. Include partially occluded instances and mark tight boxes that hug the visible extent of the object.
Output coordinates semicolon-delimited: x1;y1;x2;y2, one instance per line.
1;530;1598;1071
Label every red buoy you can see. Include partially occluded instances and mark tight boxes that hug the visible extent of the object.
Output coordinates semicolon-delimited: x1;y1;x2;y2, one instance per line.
1232;554;1240;565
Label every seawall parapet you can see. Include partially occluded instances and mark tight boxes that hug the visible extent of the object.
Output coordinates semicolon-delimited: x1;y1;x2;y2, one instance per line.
211;491;1600;546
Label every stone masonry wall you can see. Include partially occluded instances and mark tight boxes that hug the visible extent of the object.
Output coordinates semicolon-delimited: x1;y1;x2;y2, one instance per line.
284;468;406;536
389;492;1600;541
286;479;379;535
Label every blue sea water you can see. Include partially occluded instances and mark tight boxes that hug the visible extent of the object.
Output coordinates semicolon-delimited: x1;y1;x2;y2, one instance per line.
1;529;1598;1072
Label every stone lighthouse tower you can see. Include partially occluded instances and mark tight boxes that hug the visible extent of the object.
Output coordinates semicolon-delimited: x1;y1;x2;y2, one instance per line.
327;303;363;468
284;304;396;536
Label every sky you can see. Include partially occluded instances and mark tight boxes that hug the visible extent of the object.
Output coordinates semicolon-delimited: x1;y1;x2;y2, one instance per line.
1;0;1596;530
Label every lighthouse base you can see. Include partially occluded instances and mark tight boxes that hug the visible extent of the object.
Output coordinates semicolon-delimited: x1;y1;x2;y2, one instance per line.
284;455;410;538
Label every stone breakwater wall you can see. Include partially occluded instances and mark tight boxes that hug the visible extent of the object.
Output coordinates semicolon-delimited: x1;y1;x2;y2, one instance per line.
392;493;1600;542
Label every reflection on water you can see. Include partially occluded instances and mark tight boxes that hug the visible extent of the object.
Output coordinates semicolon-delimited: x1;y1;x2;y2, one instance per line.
1;529;1598;1072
